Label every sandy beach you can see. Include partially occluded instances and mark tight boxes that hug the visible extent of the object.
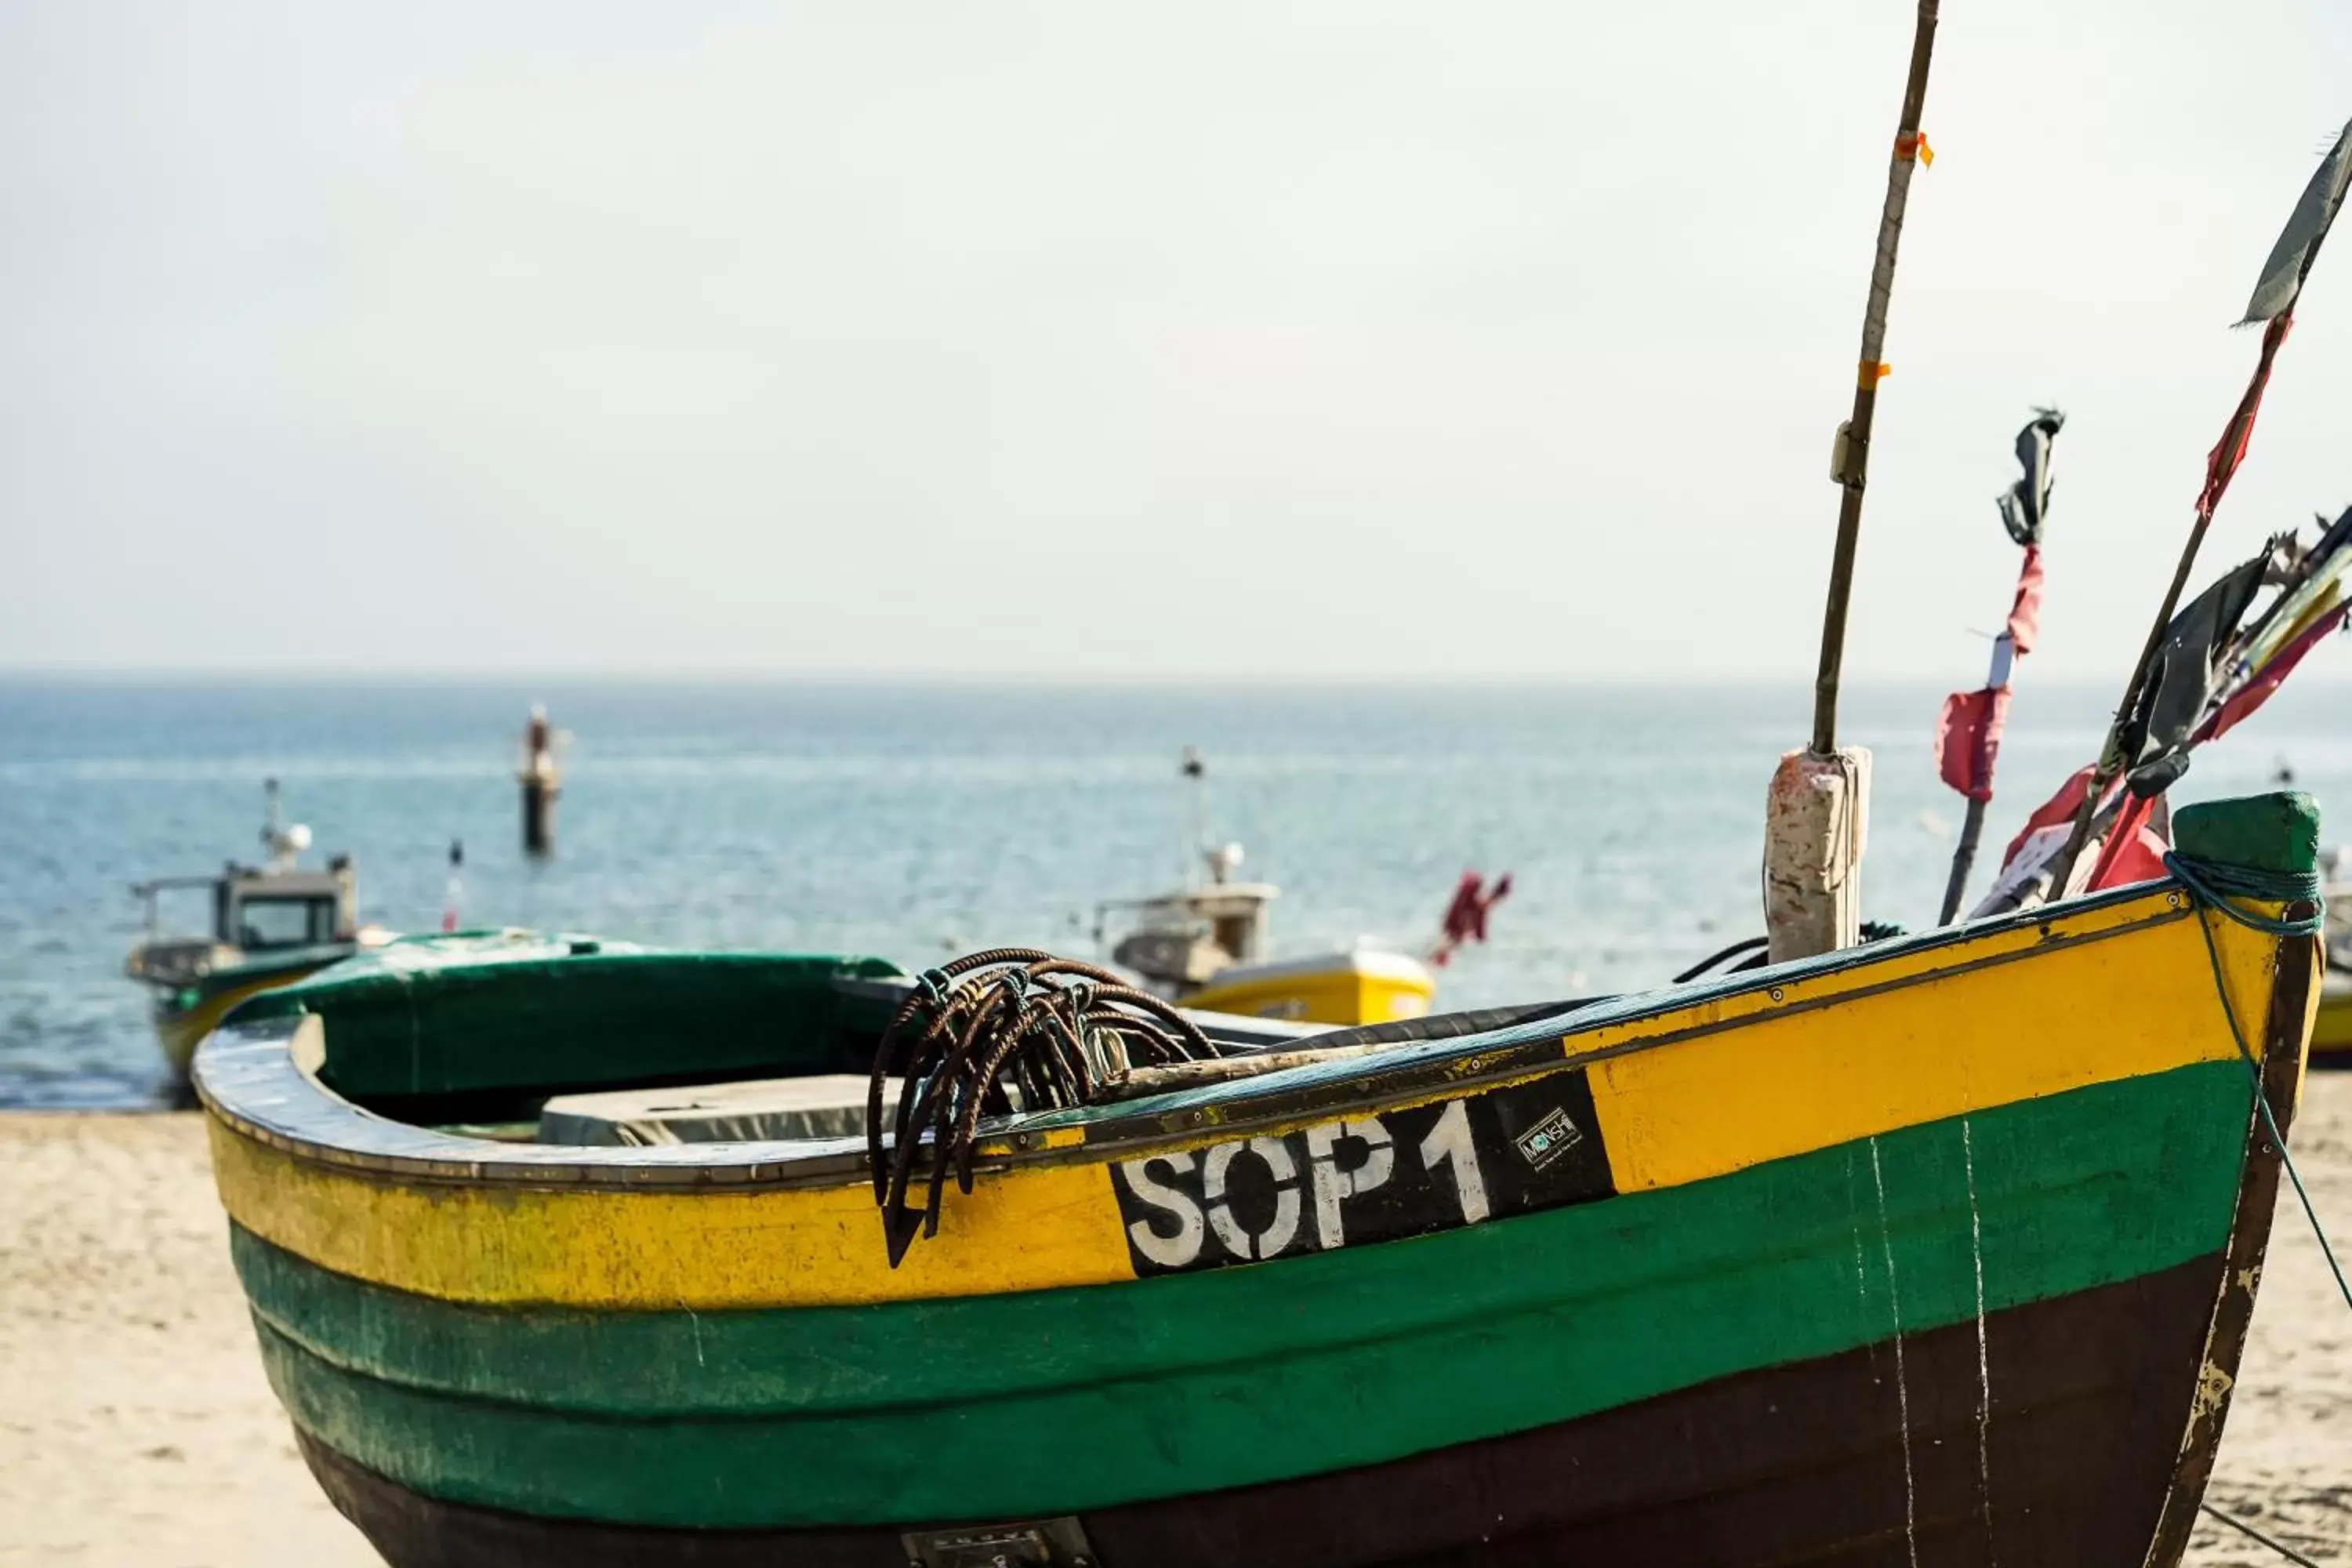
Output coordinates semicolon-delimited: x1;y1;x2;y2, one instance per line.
2;1088;2347;1568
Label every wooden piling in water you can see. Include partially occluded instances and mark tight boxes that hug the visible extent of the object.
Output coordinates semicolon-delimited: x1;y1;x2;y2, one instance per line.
521;706;561;858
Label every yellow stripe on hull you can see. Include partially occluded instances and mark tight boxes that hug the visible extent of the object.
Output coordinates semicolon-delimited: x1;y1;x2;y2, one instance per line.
1589;897;2281;1192
207;1118;1135;1310
203;885;2302;1312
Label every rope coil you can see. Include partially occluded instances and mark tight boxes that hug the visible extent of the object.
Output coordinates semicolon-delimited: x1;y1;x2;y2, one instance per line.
866;949;1213;1265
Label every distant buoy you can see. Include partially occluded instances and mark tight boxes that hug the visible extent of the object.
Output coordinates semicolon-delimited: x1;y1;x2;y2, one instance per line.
442;840;464;933
521;705;563;857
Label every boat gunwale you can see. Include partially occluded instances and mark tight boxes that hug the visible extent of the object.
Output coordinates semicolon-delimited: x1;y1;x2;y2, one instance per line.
193;881;2196;1193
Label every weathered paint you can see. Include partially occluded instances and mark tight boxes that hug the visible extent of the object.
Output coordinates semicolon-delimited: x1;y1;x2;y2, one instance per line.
209;1120;1135;1311
289;1254;2230;1568
205;887;2276;1311
1589;894;2271;1192
241;1063;2249;1528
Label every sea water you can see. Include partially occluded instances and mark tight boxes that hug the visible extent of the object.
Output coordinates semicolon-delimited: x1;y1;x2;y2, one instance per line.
5;677;2348;1109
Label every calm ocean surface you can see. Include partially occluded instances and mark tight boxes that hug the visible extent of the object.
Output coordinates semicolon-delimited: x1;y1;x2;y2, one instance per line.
5;677;2349;1109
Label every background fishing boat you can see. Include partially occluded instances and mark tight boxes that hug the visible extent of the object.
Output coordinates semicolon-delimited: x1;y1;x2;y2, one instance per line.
195;793;2321;1567
1094;750;1441;1026
2312;847;2352;1068
123;782;386;1083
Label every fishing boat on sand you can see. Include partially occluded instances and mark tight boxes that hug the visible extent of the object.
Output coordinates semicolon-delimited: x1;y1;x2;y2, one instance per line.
196;13;2351;1564
196;790;2323;1566
125;780;385;1081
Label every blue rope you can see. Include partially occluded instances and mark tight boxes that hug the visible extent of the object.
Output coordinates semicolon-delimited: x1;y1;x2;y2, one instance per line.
2163;852;2323;934
2162;852;2352;1318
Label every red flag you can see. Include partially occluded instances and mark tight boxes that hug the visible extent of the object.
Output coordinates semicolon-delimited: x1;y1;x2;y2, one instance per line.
2085;792;2170;890
2199;600;2348;746
1936;545;2045;805
1431;872;1511;967
1998;764;2099;872
2006;546;2045;653
2198;314;2292;523
1934;686;2011;802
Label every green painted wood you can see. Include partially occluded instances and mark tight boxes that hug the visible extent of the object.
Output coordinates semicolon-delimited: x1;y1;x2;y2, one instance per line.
229;947;905;1102
245;1062;2251;1530
2174;790;2321;877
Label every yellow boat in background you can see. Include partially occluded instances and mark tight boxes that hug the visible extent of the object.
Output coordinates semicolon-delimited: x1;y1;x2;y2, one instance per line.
1102;866;1436;1026
2314;973;2351;1065
1188;946;1436;1025
1095;750;1437;1027
2314;851;2352;1067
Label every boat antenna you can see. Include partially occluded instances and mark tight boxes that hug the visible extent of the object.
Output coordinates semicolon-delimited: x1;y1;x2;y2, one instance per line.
2043;117;2352;896
259;776;311;873
1766;0;1940;963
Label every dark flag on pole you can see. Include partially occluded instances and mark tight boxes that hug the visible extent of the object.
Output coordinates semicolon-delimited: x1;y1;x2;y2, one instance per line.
2240;119;2352;327
1997;408;2064;546
1934;412;2063;921
2114;546;2272;799
2195;120;2352;524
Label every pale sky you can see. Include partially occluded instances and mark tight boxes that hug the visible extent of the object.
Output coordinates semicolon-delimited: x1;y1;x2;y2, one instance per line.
4;2;2350;680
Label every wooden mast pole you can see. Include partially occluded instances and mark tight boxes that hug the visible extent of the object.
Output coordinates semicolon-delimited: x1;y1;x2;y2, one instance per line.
1766;0;1941;964
1812;0;1940;755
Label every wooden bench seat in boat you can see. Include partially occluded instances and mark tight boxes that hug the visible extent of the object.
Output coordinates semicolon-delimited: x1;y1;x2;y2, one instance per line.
539;1075;900;1146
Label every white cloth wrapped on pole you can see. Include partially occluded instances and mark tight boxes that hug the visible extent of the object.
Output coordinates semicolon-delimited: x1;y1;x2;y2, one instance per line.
1764;747;1872;964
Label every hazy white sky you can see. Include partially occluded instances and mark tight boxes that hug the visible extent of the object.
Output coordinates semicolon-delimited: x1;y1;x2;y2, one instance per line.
4;2;2349;681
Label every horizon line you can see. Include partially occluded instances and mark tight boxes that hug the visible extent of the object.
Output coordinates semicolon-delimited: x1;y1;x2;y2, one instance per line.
9;666;2351;691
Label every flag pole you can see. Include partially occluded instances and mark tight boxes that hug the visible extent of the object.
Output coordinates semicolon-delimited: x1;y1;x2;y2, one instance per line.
2042;117;2352;896
1936;411;2061;924
1766;0;1940;964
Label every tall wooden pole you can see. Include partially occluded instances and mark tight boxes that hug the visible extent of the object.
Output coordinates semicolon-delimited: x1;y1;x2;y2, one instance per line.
1812;0;1942;755
1767;1;1941;964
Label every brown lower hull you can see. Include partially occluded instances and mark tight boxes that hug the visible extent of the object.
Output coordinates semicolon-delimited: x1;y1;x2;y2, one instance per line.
300;1250;2228;1568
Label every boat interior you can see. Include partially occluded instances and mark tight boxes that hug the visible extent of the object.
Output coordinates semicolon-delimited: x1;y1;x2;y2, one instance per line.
210;934;1599;1150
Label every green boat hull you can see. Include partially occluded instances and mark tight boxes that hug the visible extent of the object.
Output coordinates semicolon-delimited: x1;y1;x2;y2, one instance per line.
235;1062;2250;1531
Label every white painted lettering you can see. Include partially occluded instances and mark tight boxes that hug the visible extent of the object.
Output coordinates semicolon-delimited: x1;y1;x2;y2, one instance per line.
1202;1136;1302;1260
1417;1100;1490;1225
1120;1152;1205;1269
1304;1117;1396;1249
